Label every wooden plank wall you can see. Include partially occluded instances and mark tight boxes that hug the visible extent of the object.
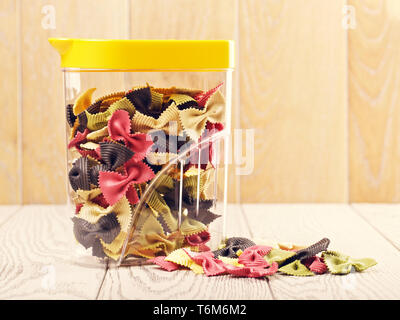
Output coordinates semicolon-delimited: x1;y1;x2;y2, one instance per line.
0;0;398;204
348;0;400;202
0;1;19;203
239;0;348;202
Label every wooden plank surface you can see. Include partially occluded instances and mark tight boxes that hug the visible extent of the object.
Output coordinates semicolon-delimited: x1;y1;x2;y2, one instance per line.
349;0;400;202
0;205;106;299
0;0;20;204
21;0;129;204
242;204;400;299
0;205;20;227
1;204;399;299
352;204;400;250
98;204;273;300
239;0;348;202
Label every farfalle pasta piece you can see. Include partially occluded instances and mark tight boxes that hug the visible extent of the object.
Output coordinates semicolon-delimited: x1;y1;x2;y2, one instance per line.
97;93;126;109
151;91;163;111
68;129;102;160
280;238;330;267
128;232;181;258
126;86;166;118
77;112;88;133
131;207;163;236
101;97;124;109
156;214;173;234
165;248;204;274
66;104;76;127
185;230;210;246
298;238;330;258
69;118;80;140
194;83;224;107
98;141;134;170
89;164;109;186
84;97;135;131
180;217;208;236
302;256;328;274
168;94;200;111
321;251;377;275
91;193;110;209
185;250;226;276
72;212;121;259
149;173;175;194
75;196;132;260
131;103;183;135
108;110;153;161
99;158;155;206
188;244;211;253
86;126;109;142
224;262;279;278
148;256;180;272
212;237;256;258
140;174;178;233
75;188;103;202
85;100;102;115
182;168;212;198
238;245;273;268
68;157;91;191
162;170;212;212
163;179;219;226
68;129;90;150
187;206;221;226
75;203;83;214
236;249;244;256
76;148;100;160
278;260;315;276
80;141;99;150
146;189;178;233
128;207;184;258
179;90;225;141
263;248;296;265
102;231;130;260
205;121;224;168
77;196;131;227
143;157;163;175
73;88;96;115
152;86;202;98
145;187;170;216
217;256;244;267
278;241;307;252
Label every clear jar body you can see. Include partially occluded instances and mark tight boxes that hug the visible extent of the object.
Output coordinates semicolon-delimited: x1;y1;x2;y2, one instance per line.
63;69;232;266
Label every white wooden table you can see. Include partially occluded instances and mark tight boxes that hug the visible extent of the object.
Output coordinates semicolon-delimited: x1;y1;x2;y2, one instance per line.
0;204;399;300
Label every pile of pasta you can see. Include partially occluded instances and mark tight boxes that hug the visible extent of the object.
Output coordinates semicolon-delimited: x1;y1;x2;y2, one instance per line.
148;237;377;278
66;84;225;261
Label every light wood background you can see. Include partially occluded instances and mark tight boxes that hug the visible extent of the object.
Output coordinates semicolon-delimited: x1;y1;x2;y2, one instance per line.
0;0;399;204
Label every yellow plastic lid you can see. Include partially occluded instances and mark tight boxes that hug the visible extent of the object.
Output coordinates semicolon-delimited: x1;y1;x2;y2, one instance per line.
49;38;234;70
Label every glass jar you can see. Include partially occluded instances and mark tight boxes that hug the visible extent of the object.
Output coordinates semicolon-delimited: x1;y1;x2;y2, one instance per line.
49;39;234;266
